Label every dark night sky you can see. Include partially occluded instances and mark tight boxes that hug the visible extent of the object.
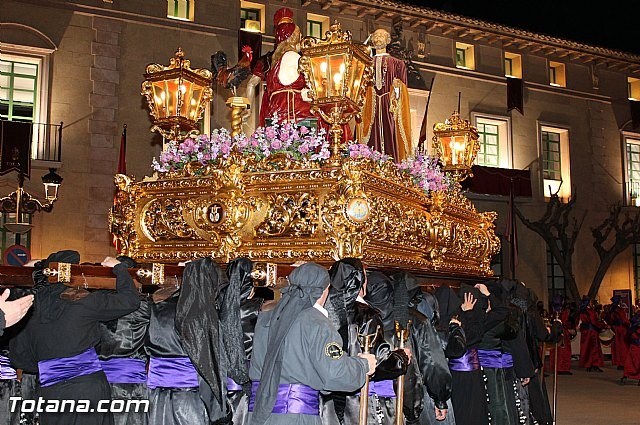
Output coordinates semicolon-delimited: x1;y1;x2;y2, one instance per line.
400;1;640;56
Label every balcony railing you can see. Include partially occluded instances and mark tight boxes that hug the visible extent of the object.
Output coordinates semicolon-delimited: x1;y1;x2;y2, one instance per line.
628;181;640;207
0;119;62;163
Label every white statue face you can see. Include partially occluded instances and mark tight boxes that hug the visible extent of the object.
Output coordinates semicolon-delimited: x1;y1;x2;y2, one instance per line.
371;29;390;51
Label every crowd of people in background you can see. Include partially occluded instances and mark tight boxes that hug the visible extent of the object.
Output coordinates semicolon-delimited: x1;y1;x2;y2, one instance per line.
1;252;640;425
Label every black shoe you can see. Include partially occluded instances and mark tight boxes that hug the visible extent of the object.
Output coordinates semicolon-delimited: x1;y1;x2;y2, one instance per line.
594;367;604;372
620;376;627;385
558;371;573;375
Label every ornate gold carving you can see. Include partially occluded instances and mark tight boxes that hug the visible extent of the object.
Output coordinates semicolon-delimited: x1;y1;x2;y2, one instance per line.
255;192;319;238
110;155;500;277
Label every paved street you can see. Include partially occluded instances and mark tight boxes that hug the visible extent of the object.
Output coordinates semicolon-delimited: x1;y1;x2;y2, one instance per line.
545;360;639;425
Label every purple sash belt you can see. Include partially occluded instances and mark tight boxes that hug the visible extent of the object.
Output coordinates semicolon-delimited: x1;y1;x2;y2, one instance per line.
100;358;147;384
369;380;396;398
227;377;243;391
478;349;513;369
248;381;320;415
38;347;102;387
0;355;17;380
147;356;199;389
449;348;480;372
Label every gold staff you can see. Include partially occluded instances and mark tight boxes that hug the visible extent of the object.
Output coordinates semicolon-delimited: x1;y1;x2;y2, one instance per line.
394;320;411;425
358;326;380;425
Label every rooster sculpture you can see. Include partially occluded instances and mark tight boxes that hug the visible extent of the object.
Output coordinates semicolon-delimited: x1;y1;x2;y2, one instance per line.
211;45;253;96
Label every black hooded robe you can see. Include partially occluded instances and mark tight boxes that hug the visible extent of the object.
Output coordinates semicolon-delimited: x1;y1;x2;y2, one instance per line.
97;296;151;425
451;285;489;425
322;261;408;425
10;261;140;425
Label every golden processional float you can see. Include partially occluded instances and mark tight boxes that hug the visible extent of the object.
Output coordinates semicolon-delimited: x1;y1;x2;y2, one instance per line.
109;23;500;283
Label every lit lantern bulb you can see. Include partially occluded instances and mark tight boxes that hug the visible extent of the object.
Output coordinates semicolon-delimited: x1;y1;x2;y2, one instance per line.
320;61;327;73
179;84;187;94
339;62;346;74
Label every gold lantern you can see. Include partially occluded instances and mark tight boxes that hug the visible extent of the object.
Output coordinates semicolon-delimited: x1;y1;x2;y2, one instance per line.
299;22;373;158
432;110;480;180
141;48;213;141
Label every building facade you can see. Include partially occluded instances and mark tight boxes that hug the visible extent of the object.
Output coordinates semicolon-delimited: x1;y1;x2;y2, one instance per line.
2;0;640;305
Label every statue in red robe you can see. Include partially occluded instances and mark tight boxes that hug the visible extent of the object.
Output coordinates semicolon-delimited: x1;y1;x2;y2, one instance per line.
258;8;312;126
360;29;413;161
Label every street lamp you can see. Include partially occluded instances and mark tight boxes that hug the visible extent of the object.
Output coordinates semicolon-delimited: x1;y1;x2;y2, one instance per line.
0;168;63;234
432;110;480;181
299;22;373;158
141;48;213;141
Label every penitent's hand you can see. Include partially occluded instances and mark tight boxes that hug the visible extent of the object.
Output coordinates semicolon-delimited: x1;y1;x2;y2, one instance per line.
100;257;121;268
0;289;34;328
474;283;490;297
434;407;447;421
358;353;377;376
461;292;477;312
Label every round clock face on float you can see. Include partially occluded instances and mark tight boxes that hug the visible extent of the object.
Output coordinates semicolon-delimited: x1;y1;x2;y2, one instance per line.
346;197;370;223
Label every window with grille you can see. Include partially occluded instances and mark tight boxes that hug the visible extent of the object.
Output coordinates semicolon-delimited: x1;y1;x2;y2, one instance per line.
307;20;323;38
0;59;38;122
547;247;565;299
476;122;499;167
542;131;562;180
167;0;194;21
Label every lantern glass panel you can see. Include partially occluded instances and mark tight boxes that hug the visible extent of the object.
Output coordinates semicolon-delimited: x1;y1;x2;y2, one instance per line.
43;182;59;202
328;54;347;97
347;56;365;103
151;82;166;118
310;56;327;99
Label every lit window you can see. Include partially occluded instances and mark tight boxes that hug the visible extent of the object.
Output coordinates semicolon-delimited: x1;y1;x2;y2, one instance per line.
241;8;261;32
0;52;58;162
549;61;566;87
455;42;475;70
625;136;640;206
0;58;37;122
456;48;466;67
306;13;329;39
504;52;522;79
167;0;194;21
307;21;322;38
473;114;511;168
477;123;499;167
240;1;265;32
547;247;565;299
629;77;640;101
540;125;571;199
542;131;561;180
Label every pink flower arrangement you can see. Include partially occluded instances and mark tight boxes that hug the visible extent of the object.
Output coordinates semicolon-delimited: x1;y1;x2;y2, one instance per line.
151;118;330;173
397;153;449;192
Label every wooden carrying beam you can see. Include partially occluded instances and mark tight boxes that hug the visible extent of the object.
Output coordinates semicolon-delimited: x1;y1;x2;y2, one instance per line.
0;261;289;291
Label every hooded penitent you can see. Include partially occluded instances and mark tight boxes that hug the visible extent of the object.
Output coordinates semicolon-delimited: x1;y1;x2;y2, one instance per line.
327;258;366;347
364;271;395;333
175;257;239;423
33;250;81;324
434;285;462;329
251;262;330;425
